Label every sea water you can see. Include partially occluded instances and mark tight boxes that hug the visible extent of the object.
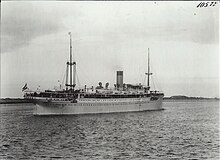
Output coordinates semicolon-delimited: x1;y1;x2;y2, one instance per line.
0;100;219;159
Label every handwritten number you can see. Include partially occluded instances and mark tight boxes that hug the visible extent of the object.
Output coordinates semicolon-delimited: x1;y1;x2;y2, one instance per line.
200;2;205;7
197;1;217;8
204;2;209;7
197;2;202;8
213;2;217;6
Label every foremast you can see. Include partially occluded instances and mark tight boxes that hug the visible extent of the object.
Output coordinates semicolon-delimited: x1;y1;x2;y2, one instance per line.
145;48;152;92
65;32;76;91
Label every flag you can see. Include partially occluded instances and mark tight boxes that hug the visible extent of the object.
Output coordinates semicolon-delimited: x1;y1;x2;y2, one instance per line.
22;83;28;92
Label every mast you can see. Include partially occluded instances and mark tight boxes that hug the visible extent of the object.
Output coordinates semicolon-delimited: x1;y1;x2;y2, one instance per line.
146;48;152;89
71;32;76;89
65;32;76;91
69;32;73;90
73;61;76;88
147;48;150;87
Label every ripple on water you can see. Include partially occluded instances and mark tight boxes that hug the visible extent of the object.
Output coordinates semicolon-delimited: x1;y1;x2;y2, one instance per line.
0;101;219;159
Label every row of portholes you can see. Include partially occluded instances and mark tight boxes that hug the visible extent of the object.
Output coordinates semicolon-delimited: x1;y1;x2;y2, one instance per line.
50;102;147;107
46;98;67;101
80;99;141;102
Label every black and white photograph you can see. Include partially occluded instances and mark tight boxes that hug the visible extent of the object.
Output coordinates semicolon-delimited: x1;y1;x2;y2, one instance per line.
0;1;219;159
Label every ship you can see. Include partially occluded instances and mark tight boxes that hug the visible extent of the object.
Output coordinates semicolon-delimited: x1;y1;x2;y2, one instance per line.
23;32;164;115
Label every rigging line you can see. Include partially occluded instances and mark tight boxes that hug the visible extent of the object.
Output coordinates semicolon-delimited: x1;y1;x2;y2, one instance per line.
77;65;90;86
62;70;66;88
155;74;162;91
138;64;142;84
151;76;156;91
76;72;81;89
143;75;146;86
151;64;162;92
148;52;163;92
149;59;156;91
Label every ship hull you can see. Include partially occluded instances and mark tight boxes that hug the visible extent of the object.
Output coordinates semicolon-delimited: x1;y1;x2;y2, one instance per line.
33;97;163;115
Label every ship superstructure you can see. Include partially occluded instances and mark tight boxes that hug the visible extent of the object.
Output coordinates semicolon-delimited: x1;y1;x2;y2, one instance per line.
24;33;164;115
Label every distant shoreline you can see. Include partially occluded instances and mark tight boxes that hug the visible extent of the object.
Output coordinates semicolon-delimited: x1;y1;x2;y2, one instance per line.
163;95;219;101
0;96;219;104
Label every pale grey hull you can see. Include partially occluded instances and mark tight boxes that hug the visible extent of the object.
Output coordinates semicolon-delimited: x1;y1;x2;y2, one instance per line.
33;97;163;115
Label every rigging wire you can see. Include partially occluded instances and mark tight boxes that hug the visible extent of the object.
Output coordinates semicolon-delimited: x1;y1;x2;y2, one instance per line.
150;61;163;92
154;74;162;92
150;63;156;91
76;72;81;89
151;76;156;91
61;69;66;89
143;75;146;86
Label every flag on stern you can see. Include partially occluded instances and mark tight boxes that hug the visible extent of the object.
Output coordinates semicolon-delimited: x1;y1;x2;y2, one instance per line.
22;83;28;91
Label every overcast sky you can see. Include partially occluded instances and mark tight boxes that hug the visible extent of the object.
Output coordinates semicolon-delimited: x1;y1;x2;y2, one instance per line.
1;1;219;98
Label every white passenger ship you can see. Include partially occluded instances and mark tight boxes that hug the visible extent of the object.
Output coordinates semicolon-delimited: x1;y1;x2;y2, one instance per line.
24;33;164;115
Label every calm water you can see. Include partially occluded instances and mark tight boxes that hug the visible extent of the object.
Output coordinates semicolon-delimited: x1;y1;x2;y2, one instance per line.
0;100;219;160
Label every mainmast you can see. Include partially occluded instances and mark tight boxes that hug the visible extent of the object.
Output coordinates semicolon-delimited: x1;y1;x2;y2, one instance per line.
69;32;73;90
65;32;76;91
145;48;152;90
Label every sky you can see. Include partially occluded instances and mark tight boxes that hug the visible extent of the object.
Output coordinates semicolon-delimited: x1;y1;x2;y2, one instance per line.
1;1;219;98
